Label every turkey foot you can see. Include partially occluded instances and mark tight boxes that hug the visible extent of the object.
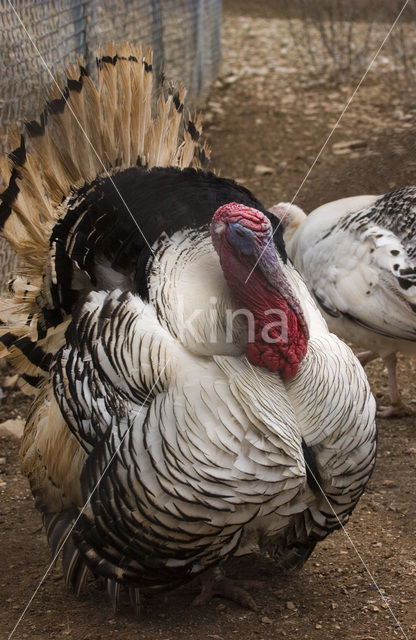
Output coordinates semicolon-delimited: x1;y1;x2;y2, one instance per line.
359;352;415;418
377;402;415;418
376;353;415;418
191;567;262;610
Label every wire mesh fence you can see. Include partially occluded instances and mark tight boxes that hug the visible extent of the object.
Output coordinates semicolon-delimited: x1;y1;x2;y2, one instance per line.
0;0;222;152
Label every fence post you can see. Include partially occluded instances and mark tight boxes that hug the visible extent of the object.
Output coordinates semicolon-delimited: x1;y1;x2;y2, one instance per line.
150;0;164;81
70;0;88;59
189;0;205;98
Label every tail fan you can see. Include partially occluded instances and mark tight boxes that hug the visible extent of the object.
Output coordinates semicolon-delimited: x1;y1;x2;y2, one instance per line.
0;42;209;385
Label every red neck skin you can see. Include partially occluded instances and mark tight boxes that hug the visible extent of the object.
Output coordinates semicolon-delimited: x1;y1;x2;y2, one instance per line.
220;251;308;379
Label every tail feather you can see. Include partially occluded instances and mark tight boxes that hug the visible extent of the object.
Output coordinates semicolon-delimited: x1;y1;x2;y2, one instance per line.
0;42;209;384
1;41;208;261
44;511;76;559
62;535;86;590
107;579;122;613
129;586;141;617
44;510;91;596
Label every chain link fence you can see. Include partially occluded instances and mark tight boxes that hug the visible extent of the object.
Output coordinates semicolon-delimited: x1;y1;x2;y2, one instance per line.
0;0;222;152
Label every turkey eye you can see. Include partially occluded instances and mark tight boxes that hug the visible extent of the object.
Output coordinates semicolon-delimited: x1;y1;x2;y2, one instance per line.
234;227;246;237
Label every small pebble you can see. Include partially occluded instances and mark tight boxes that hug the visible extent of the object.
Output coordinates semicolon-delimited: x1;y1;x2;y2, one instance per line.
255;164;274;176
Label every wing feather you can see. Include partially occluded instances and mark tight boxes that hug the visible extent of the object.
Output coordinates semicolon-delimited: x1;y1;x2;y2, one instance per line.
292;192;416;342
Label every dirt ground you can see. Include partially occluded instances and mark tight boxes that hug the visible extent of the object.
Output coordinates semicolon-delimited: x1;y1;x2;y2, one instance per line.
1;3;416;639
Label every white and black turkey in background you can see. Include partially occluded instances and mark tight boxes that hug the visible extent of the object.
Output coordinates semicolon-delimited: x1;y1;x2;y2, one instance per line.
271;190;416;418
0;43;376;612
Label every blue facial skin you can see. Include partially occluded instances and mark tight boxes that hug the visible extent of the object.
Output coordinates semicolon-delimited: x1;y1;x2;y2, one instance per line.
229;220;285;288
229;221;261;256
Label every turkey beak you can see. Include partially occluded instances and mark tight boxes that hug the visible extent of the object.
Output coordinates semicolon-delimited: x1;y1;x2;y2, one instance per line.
255;237;310;340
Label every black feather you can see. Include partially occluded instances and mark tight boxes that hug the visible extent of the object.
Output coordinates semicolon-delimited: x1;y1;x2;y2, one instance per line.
47;166;286;323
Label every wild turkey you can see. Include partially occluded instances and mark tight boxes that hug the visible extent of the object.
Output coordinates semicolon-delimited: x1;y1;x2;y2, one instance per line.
270;191;416;418
0;43;376;612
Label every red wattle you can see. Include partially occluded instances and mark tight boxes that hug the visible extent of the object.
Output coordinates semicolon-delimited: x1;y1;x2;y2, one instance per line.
245;308;308;378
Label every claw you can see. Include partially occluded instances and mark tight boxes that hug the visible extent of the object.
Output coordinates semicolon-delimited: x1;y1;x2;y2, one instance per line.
191;567;262;610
